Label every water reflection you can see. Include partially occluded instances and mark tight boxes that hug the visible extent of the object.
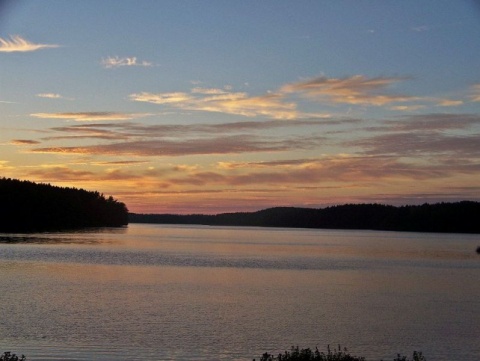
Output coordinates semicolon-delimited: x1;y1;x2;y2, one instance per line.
0;227;127;245
0;224;479;361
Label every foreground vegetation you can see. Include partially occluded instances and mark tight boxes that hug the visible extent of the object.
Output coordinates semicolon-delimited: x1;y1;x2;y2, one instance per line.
0;177;128;232
254;346;426;361
2;346;427;361
130;201;480;233
0;352;25;361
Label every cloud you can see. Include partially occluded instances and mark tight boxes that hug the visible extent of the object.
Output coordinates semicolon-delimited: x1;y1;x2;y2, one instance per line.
390;105;425;111
45;124;130;141
30;112;151;121
280;75;416;106
10;139;41;145
435;99;464;107
383;113;480;132
24;166;149;185
191;87;229;95
130;88;326;120
167;155;462;188
130;77;465;116
341;113;480;170
101;56;153;68
30;134;325;157
32;118;341;145
471;84;480;102
36;93;64;99
351;131;480;158
0;35;59;52
92;160;150;166
131;92;193;105
26;166;96;182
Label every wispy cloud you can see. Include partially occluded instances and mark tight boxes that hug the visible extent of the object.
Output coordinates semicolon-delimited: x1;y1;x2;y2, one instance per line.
36;93;65;99
30;134;325;157
92;160;150;166
30;112;151;121
435;99;464;107
348;113;480;159
383;113;480;132
351;131;480;158
130;88;329;120
10;139;41;145
26;166;99;182
390;105;425;111
280;75;416;106
471;84;480;102
0;35;59;52
101;56;153;68
132;92;193;105
36;118;339;145
166;155;465;188
191;87;229;95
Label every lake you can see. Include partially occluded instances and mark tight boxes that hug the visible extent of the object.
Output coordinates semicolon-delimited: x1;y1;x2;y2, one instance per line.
0;224;479;360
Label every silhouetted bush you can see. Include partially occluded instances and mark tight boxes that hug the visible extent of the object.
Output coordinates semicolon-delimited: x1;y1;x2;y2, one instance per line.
0;352;26;361
391;351;426;361
255;345;365;361
254;345;426;361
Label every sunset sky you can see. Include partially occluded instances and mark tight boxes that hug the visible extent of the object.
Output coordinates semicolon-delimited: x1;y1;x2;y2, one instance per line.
1;1;480;214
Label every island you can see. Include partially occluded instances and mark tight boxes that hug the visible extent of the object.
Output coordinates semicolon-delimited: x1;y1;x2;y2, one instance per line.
0;177;128;232
130;201;480;234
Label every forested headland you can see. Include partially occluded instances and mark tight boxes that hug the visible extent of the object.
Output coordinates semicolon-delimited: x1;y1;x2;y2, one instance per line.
130;201;480;234
0;177;128;232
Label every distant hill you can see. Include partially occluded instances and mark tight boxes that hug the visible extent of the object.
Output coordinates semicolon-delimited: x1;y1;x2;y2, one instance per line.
0;177;128;232
129;201;480;234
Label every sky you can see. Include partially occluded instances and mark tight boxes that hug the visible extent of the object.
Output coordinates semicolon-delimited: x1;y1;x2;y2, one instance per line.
1;1;480;214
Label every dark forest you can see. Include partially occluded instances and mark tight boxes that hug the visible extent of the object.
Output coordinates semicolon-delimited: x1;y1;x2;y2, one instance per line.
130;201;480;234
0;177;128;232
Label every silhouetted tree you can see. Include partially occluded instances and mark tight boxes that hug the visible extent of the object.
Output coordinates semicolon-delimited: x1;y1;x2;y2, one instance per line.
0;177;128;232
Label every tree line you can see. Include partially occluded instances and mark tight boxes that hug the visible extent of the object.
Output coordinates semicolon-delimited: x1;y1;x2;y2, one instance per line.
0;177;128;232
129;201;480;234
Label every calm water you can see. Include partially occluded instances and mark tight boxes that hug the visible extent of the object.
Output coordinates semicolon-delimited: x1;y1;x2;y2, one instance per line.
0;224;479;361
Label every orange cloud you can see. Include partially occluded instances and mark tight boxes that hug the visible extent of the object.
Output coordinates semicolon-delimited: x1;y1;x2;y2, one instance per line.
31;112;151;121
130;88;323;120
281;75;415;106
168;156;450;188
130;92;193;104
